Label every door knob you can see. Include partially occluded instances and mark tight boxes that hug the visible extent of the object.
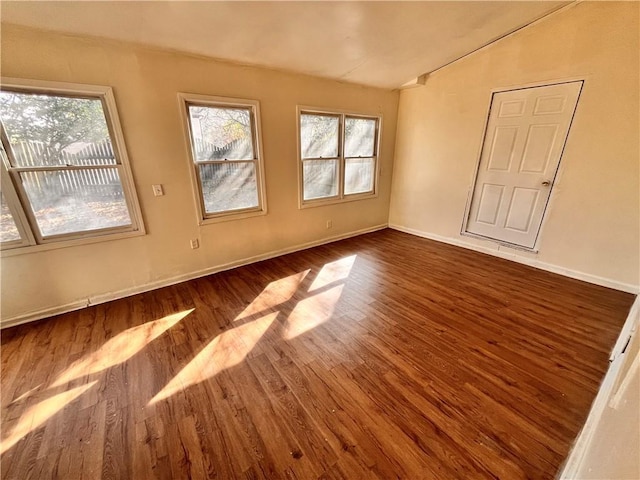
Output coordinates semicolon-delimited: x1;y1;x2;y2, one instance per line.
542;180;551;186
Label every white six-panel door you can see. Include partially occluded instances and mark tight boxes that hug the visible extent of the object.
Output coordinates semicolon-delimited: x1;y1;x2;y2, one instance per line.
465;81;582;249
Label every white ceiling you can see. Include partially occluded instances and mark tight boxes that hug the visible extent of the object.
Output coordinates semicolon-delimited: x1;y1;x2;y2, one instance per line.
1;1;570;89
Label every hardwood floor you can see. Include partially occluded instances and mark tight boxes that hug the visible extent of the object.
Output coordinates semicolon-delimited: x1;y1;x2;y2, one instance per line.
1;229;635;479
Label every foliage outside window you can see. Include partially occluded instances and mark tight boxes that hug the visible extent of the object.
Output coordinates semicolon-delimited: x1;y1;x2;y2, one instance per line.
180;94;266;222
0;79;144;250
299;109;380;205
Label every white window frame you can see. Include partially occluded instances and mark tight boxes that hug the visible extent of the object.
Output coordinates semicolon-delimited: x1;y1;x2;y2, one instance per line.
178;93;267;225
0;78;145;256
297;106;381;209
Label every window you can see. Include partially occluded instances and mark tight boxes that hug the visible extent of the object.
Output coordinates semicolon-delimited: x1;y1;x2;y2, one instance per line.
179;94;266;223
299;108;380;205
0;79;144;251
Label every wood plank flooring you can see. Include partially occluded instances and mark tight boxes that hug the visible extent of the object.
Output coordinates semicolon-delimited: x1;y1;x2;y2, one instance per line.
1;229;635;479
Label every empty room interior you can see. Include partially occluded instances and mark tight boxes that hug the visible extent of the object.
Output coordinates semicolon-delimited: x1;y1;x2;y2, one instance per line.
1;1;639;479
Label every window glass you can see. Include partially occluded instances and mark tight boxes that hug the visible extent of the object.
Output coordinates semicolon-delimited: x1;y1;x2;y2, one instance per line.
19;169;130;236
345;117;376;158
188;105;254;161
300;114;339;159
303;159;339;200
198;163;259;213
345;157;375;195
0;92;115;167
0;191;21;242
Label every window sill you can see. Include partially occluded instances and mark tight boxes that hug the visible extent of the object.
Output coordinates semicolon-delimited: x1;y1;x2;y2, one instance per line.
1;228;146;257
199;207;267;226
299;191;378;209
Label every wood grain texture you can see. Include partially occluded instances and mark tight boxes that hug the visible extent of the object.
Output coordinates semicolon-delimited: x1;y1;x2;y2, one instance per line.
1;229;634;479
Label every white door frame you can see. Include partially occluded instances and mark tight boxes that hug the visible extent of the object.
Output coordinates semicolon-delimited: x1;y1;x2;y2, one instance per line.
460;78;585;252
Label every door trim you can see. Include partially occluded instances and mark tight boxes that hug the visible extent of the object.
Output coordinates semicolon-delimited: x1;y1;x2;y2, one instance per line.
460;78;585;252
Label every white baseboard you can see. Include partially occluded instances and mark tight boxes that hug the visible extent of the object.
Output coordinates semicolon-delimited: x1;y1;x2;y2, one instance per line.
1;224;387;329
0;300;89;329
389;224;639;294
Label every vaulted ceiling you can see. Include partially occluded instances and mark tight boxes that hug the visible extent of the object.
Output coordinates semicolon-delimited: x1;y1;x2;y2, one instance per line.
1;1;571;89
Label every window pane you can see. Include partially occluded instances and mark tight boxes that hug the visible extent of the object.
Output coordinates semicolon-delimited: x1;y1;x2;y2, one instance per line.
300;114;339;159
188;105;254;161
345;158;375;195
1;191;21;242
199;163;259;213
0;91;116;167
303;159;339;200
20;169;131;237
345;117;376;158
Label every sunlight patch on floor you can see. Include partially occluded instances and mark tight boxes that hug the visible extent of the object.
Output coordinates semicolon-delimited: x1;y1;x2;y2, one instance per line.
148;311;278;405
235;270;309;321
0;381;97;455
10;384;43;405
50;309;194;388
284;284;344;340
308;255;356;292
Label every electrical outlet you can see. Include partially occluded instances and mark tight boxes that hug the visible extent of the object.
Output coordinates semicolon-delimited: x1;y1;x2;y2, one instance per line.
152;184;164;196
190;239;199;249
326;220;333;229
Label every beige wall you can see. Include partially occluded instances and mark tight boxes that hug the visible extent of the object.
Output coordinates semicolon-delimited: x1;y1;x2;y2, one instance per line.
0;25;399;323
390;1;639;290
